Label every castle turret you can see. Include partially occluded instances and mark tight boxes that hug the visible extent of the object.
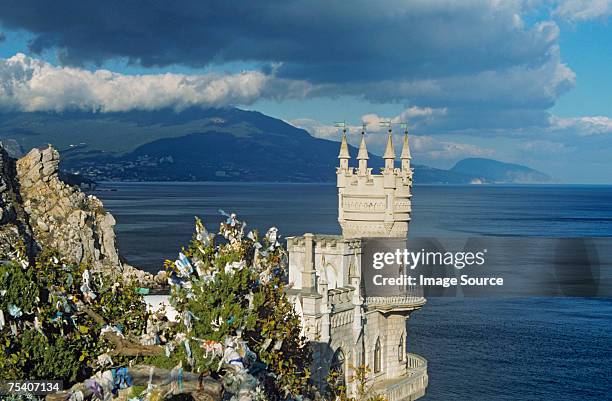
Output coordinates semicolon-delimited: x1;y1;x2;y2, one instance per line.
383;129;395;172
357;129;369;176
337;124;412;238
401;127;411;173
338;129;350;172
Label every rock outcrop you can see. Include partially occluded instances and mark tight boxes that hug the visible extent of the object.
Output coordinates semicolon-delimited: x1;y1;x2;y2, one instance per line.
16;146;121;269
0;145;36;259
0;144;155;284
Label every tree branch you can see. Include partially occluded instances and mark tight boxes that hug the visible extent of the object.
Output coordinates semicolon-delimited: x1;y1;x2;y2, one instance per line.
102;331;163;357
45;365;223;401
75;301;164;357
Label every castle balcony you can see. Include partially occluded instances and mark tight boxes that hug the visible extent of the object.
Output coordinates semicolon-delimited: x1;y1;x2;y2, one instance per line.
364;282;426;313
373;353;428;401
365;295;426;313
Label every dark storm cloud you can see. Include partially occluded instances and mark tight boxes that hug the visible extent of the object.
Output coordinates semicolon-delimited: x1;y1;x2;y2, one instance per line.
0;0;558;83
0;0;580;135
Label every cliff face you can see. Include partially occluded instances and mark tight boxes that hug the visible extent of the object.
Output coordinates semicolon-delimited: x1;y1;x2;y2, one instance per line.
15;146;121;269
0;145;153;282
0;146;36;258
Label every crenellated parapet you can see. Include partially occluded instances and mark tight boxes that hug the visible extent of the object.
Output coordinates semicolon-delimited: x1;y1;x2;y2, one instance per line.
337;126;413;239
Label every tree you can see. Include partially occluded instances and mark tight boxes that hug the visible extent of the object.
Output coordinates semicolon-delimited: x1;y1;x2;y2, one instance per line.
147;213;312;400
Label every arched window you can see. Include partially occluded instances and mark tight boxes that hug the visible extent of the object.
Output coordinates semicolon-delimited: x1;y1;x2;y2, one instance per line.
398;333;405;362
325;263;338;289
374;338;382;373
330;348;346;388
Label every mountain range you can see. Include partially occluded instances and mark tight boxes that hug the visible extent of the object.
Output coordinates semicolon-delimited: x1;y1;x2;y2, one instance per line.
0;108;552;184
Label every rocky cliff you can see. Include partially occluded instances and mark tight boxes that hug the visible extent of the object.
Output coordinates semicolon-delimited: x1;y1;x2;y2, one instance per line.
0;145;36;259
0;144;154;283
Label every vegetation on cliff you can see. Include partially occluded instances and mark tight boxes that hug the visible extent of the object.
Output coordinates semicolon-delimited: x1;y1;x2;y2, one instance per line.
0;213;312;400
142;212;312;399
0;246;147;382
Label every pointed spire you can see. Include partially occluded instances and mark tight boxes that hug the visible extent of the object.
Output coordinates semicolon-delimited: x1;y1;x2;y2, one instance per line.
383;130;395;159
338;129;350;159
383;128;395;171
338;128;350;173
357;126;369;175
401;127;411;174
357;131;368;160
401;130;411;160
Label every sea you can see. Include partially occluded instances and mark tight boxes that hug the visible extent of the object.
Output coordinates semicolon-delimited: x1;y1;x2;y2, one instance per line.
95;182;612;401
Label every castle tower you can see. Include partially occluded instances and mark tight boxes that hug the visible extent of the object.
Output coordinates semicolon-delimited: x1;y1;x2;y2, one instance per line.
337;125;413;239
287;123;426;400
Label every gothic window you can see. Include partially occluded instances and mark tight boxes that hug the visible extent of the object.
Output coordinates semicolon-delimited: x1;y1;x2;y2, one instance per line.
398;333;405;362
330;348;346;388
325;263;338;289
374;338;382;373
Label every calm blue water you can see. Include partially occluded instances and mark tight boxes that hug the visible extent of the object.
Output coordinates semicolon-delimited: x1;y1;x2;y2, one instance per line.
96;183;612;401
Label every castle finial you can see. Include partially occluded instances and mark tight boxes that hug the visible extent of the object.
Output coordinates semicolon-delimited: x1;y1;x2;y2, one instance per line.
338;129;350;159
400;123;411;173
357;124;369;175
383;126;395;170
383;130;395;159
336;122;350;172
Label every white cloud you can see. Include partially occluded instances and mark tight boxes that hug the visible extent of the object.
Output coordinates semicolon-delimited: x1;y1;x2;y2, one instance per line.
0;36;576;134
288;118;341;140
410;135;495;160
291;106;448;143
291;109;493;162
554;0;612;21
549;115;612;135
361;107;448;132
0;53;312;112
520;139;570;153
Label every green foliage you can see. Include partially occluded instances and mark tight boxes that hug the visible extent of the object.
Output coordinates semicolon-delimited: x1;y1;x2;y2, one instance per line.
325;364;388;401
2;395;42;401
1;213;314;400
0;249;147;384
149;215;312;399
247;275;311;395
130;384;147;398
12;330;82;381
0;261;39;317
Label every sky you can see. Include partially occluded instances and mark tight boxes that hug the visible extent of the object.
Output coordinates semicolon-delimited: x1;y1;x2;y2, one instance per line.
0;0;611;183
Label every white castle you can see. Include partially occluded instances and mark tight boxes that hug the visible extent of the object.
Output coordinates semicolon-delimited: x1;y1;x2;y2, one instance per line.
287;127;428;400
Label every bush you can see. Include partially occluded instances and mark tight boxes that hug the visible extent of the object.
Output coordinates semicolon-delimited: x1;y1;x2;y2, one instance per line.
0;250;147;384
147;213;312;399
0;213;312;400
